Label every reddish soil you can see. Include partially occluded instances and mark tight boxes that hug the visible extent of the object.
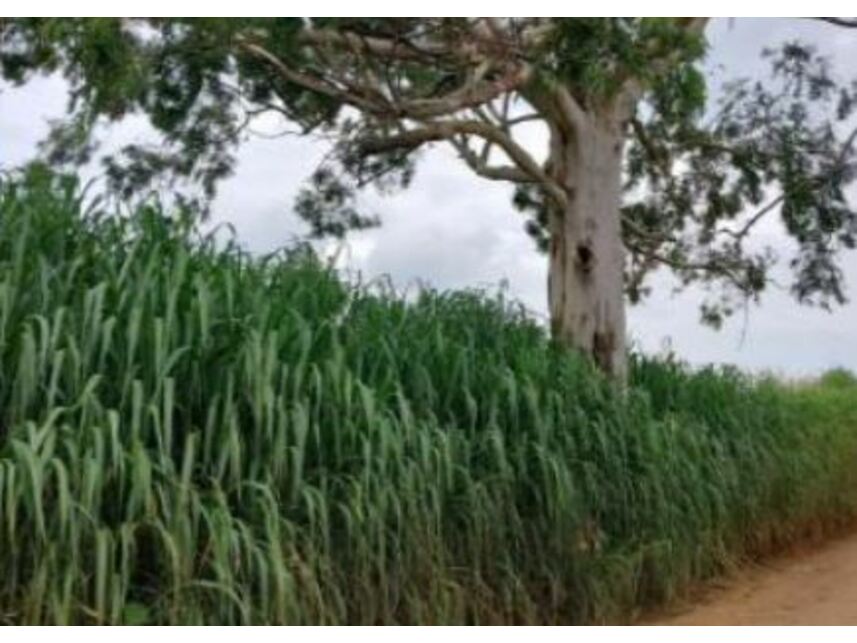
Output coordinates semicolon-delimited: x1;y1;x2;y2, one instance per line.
648;531;857;625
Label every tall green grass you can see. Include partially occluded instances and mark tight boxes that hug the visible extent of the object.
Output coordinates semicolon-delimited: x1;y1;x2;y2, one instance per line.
1;167;856;624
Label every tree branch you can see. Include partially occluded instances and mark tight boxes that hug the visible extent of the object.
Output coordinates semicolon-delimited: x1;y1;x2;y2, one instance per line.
717;195;785;241
813;17;857;28
236;39;382;113
400;66;533;119
448;136;535;183
630;117;671;175
625;237;756;294
356;119;566;206
297;26;468;63
238;36;533;122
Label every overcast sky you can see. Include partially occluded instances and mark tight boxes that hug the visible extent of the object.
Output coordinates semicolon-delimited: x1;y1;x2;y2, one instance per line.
2;18;857;377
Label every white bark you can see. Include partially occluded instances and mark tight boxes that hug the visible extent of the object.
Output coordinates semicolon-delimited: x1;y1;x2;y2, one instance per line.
547;113;627;381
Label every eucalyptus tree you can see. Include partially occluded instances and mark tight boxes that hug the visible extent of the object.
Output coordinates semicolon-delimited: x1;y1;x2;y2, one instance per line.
2;17;857;380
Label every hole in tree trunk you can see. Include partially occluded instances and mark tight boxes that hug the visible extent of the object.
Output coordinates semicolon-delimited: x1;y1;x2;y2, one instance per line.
575;243;595;274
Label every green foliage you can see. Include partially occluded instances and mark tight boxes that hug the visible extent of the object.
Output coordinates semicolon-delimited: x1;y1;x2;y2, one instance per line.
819;367;857;389
0;18;432;211
624;41;857;323
2;18;857;328
547;18;706;105
1;169;857;624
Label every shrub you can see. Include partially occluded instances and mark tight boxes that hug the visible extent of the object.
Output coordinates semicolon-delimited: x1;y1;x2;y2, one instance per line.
820;367;857;389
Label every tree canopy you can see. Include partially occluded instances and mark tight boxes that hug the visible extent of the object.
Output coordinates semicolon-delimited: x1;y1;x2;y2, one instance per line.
2;17;856;332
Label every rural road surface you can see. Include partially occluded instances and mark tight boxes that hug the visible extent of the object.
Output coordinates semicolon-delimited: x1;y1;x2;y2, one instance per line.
650;532;857;625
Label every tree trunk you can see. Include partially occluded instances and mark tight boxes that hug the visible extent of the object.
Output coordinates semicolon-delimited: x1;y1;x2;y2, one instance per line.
547;114;627;382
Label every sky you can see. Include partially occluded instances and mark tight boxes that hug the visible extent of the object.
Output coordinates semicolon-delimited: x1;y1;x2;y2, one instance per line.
2;18;857;377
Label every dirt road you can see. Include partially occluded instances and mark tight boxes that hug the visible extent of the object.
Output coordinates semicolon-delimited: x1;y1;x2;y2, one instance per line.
650;532;857;625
